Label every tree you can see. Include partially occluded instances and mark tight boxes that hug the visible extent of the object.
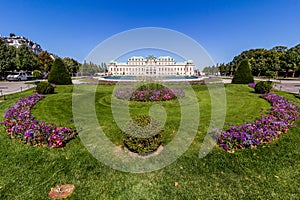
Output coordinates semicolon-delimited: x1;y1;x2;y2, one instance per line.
38;51;54;72
16;44;38;71
264;49;280;76
232;59;254;84
290;44;300;77
63;57;81;76
0;39;10;74
79;60;101;75
248;49;268;77
281;49;300;78
100;62;107;73
48;58;72;85
218;63;226;75
265;70;275;80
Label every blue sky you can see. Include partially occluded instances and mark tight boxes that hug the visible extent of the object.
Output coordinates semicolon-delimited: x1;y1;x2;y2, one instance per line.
1;0;299;65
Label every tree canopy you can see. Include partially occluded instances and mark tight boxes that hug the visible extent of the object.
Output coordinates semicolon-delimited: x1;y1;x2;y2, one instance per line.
204;43;300;78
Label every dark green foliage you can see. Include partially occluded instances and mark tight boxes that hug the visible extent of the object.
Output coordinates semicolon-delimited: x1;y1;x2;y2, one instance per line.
123;115;163;154
0;39;17;73
137;83;165;91
63;57;81;75
265;70;275;79
38;51;54;72
16;44;38;71
48;58;72;85
36;81;55;94
232;59;254;84
255;81;273;94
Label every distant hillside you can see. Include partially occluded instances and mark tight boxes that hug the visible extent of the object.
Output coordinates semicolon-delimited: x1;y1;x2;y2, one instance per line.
0;33;42;54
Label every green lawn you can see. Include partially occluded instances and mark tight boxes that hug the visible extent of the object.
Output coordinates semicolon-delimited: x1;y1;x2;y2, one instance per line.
0;84;299;199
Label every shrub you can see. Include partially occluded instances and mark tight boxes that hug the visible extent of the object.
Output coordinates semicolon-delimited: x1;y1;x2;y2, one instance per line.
48;58;72;85
265;70;275;79
137;83;165;91
255;81;272;94
33;70;42;79
232;59;254;84
36;81;55;94
123;115;163;154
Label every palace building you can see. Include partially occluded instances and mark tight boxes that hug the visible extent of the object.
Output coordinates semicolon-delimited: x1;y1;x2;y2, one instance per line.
108;56;194;76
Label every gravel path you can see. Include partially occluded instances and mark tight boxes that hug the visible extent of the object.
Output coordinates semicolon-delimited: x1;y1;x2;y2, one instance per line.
0;81;36;96
222;78;300;94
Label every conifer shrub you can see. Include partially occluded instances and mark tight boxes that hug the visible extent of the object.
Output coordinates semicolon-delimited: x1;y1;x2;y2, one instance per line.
255;81;272;94
48;58;72;85
36;81;55;94
232;59;254;84
123;115;163;154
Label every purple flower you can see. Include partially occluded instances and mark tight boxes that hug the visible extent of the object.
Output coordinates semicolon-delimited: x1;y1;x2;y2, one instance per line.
114;87;185;102
1;94;77;148
214;93;300;151
248;82;256;88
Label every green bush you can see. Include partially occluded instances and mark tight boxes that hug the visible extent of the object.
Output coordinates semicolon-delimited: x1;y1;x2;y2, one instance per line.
36;81;55;94
232;59;254;84
265;70;275;79
33;70;42;79
137;82;165;91
48;58;72;85
123;115;163;154
255;81;272;94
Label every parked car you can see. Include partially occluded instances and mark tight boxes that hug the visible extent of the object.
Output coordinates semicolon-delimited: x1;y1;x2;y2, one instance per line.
6;72;33;81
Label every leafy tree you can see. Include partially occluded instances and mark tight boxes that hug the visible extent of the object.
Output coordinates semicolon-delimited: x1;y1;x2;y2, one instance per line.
202;65;219;75
217;63;227;75
224;44;300;78
63;57;81;76
265;70;275;80
100;62;107;73
264;49;280;76
79;60;101;75
16;44;38;71
0;39;10;74
232;59;254;84
38;51;54;72
0;39;18;74
281;49;300;77
7;46;17;71
48;58;72;85
248;49;268;77
289;44;300;77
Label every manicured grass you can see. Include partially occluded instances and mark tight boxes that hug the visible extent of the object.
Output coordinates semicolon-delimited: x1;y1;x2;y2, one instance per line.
0;84;299;199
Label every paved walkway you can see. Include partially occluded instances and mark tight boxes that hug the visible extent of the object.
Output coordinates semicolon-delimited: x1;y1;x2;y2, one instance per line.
1;79;299;96
222;78;300;94
0;81;36;96
272;80;300;94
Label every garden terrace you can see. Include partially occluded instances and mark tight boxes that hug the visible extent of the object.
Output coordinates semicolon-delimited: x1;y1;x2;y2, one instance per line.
0;84;299;199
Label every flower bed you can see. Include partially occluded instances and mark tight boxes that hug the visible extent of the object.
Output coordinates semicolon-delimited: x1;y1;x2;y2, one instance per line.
114;87;185;102
214;93;299;152
2;94;76;148
248;82;256;88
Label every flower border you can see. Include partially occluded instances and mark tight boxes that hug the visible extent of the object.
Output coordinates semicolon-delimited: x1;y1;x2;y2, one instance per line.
2;94;77;148
214;93;299;152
